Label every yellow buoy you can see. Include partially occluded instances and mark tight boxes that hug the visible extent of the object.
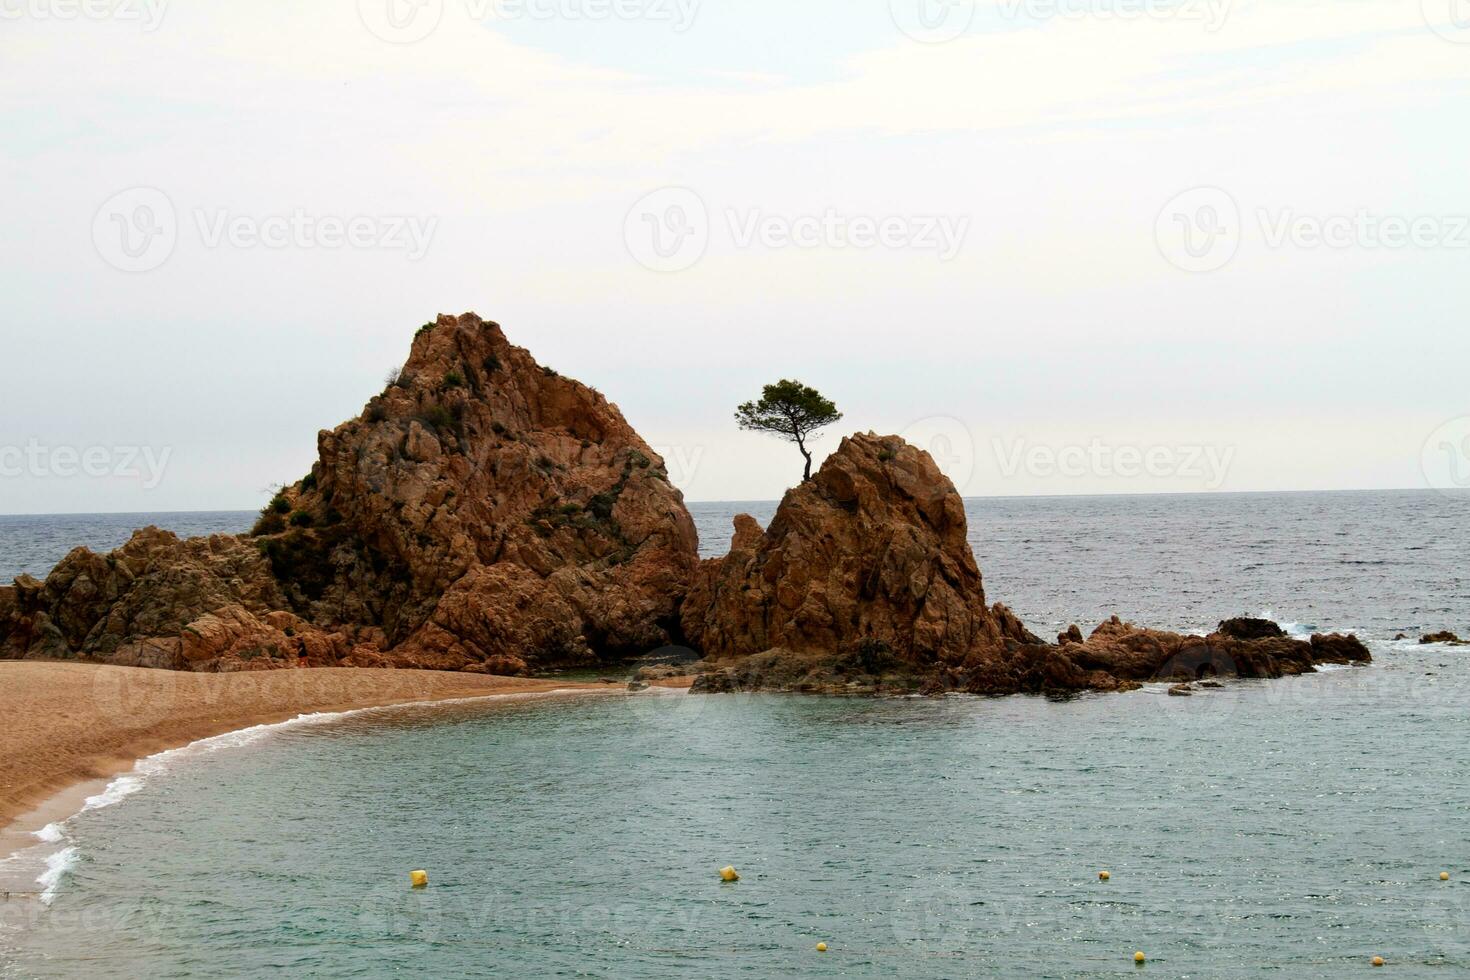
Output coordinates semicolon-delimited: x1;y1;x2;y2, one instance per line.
1372;956;1385;967
1134;951;1146;964
1099;870;1111;881
720;866;740;882
816;942;828;953
1441;871;1451;881
410;869;429;888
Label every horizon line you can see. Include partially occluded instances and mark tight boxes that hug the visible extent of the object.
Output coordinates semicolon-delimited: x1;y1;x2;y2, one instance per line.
0;485;1460;519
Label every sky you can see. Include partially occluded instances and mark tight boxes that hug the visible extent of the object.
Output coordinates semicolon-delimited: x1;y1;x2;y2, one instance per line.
1;0;1468;513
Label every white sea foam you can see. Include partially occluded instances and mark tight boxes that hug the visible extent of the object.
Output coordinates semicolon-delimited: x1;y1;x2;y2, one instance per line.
36;847;77;905
81;775;144;814
8;687;596;905
1260;609;1319;640
31;823;64;845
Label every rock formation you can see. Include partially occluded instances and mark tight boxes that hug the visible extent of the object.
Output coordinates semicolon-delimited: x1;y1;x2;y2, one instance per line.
1420;631;1467;646
685;433;1369;695
0;322;1373;697
0;314;698;674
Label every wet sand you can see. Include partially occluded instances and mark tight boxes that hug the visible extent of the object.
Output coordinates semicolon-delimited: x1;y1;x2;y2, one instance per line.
0;661;624;843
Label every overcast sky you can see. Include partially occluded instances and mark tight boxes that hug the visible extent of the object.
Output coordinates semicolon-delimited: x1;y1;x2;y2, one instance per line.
2;0;1467;513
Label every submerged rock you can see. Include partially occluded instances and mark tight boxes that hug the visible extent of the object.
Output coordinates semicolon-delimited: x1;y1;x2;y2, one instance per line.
685;433;1371;696
1;314;698;674
1420;631;1468;646
1216;617;1287;641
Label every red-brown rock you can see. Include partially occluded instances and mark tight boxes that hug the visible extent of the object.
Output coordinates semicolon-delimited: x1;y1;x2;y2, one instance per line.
1;314;699;674
686;433;1370;696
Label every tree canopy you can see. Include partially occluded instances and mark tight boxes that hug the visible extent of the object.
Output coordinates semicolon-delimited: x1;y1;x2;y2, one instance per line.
734;379;843;482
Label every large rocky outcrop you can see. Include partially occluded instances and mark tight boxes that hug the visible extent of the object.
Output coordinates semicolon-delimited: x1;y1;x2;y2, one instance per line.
686;433;1369;695
0;323;1371;696
0;313;698;674
682;433;1037;670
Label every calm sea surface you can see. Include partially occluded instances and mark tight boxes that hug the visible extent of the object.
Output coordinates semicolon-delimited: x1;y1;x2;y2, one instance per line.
2;491;1469;978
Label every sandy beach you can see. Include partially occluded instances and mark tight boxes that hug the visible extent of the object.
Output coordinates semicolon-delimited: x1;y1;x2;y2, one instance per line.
0;661;626;846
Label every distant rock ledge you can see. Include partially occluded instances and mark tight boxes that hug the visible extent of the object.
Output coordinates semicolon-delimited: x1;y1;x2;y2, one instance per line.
0;313;1371;696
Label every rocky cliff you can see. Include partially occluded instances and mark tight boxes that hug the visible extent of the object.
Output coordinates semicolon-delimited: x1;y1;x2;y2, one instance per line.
0;314;698;674
685;433;1369;695
0;324;1371;694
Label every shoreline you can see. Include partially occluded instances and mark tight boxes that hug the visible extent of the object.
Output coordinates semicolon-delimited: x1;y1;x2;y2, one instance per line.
0;662;678;880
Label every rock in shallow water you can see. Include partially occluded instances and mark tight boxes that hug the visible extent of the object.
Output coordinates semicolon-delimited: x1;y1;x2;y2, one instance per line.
684;433;1371;697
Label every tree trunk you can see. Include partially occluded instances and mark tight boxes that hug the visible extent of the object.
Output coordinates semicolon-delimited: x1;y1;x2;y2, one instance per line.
796;433;812;481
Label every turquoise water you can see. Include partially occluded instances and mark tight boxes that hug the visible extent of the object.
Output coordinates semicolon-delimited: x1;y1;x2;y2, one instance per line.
4;654;1470;978
3;492;1469;977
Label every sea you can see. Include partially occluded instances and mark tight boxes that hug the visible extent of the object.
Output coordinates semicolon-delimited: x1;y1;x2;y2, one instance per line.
1;491;1468;978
